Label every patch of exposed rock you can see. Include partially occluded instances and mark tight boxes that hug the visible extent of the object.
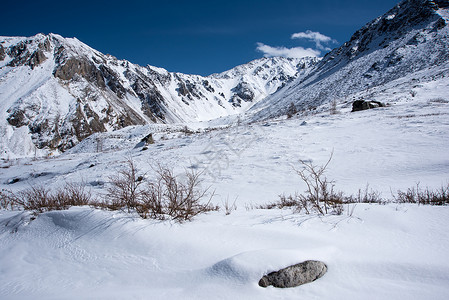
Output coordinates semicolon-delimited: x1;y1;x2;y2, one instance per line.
54;57;106;88
259;260;327;288
352;100;386;112
0;44;5;61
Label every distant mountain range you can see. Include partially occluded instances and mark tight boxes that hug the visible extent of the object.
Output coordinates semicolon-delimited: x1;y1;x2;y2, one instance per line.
1;0;448;158
0;34;315;154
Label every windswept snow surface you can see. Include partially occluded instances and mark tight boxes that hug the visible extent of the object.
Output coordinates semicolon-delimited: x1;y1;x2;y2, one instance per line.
1;205;449;300
1;76;449;299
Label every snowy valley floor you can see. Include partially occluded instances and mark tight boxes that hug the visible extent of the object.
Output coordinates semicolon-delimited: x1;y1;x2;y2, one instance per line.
1;90;449;299
1;205;449;300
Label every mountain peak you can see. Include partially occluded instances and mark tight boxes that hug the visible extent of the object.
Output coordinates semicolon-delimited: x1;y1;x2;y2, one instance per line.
1;33;312;157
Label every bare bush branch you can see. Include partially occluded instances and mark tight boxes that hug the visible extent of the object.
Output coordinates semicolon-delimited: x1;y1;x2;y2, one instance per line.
394;183;449;205
106;158;145;212
222;196;238;215
137;165;217;221
1;182;93;213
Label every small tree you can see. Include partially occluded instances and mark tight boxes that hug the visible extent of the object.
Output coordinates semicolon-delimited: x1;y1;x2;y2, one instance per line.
286;102;298;119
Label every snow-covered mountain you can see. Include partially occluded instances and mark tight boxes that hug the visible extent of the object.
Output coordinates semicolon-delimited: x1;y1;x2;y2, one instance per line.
2;0;449;157
250;0;449;119
0;34;314;156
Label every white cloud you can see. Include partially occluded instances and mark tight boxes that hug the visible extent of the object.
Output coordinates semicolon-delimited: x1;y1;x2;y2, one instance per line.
256;42;320;59
291;30;336;51
256;30;337;59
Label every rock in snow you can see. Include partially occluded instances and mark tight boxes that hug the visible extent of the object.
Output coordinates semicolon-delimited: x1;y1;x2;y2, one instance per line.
351;100;386;112
258;260;328;288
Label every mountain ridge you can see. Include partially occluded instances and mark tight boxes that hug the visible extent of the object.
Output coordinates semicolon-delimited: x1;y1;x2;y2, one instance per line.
2;0;449;158
249;0;449;119
0;33;314;157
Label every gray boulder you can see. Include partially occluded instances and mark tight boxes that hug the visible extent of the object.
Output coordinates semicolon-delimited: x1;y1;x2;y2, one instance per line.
258;260;327;288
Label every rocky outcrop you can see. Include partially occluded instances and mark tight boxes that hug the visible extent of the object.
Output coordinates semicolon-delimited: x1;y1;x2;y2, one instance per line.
28;50;47;69
230;82;255;107
258;260;327;288
352;100;385;112
99;64;126;98
6;109;28;127
7;41;31;67
0;44;5;61
434;0;449;8
70;101;106;142
130;75;166;122
54;57;106;88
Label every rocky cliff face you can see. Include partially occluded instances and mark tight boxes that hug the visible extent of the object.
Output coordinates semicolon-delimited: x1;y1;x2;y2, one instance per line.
251;0;449;119
0;34;312;156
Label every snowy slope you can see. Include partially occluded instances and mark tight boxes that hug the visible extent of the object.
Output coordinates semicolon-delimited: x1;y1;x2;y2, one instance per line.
1;205;449;300
0;34;311;158
1;1;449;298
250;0;449;120
0;73;449;299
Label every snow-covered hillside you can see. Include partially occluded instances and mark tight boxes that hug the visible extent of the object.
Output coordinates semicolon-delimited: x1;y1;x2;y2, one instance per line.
1;1;449;298
1;70;449;299
0;34;312;158
250;0;449;120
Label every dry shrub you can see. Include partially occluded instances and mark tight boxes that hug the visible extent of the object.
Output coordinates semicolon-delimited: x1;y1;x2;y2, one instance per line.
106;158;144;212
222;196;238;215
292;153;343;215
346;184;384;203
1;183;92;212
104;160;216;222
394;183;449;205
261;153;344;215
139;166;217;221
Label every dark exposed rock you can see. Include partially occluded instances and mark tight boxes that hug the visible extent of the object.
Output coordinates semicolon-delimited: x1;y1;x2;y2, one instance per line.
229;82;255;107
352;100;385;112
7;41;31;67
70;101;106;142
434;17;447;30
131;76;166;122
177;79;201;99
434;0;449;8
233;82;254;101
7;41;27;58
54;57;106;88
146;67;171;85
258;260;327;288
27;50;47;69
53;45;67;66
135;133;154;148
6;109;28;127
99;64;126;98
202;80;215;93
38;37;52;52
0;44;5;61
83;103;107;133
177;81;190;96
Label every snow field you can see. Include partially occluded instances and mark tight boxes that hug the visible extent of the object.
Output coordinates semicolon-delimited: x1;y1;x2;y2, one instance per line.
1;204;449;299
0;70;448;299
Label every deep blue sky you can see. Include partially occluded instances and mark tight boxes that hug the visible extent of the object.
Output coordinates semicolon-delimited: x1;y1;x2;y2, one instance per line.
2;0;399;75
